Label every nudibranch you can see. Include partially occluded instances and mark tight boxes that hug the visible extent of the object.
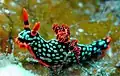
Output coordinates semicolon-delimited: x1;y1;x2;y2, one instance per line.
16;8;112;68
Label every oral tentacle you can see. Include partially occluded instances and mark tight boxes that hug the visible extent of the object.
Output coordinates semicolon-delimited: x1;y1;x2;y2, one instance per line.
76;37;111;61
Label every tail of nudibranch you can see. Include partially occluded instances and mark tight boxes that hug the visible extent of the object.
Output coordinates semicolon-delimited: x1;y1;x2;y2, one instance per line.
98;36;112;58
52;23;112;63
77;36;112;62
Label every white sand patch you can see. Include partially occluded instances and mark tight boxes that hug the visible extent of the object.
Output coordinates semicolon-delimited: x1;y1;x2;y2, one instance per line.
0;64;35;76
0;54;37;76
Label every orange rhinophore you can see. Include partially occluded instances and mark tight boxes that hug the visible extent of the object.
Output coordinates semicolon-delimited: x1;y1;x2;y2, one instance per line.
31;22;40;36
23;8;28;22
23;8;29;29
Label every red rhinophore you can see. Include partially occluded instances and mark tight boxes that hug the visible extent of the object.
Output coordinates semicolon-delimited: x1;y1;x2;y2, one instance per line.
31;22;40;36
32;22;40;32
23;8;28;21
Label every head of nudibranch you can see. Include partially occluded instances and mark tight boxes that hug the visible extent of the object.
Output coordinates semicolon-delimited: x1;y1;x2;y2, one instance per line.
15;8;40;48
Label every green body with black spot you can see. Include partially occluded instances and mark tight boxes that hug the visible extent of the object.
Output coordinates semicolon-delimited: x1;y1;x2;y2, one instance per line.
18;29;111;66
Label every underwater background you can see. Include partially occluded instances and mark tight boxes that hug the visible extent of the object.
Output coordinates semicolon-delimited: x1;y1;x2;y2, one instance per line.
0;0;120;76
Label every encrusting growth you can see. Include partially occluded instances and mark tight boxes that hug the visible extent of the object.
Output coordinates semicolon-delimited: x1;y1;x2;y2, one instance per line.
16;8;112;68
